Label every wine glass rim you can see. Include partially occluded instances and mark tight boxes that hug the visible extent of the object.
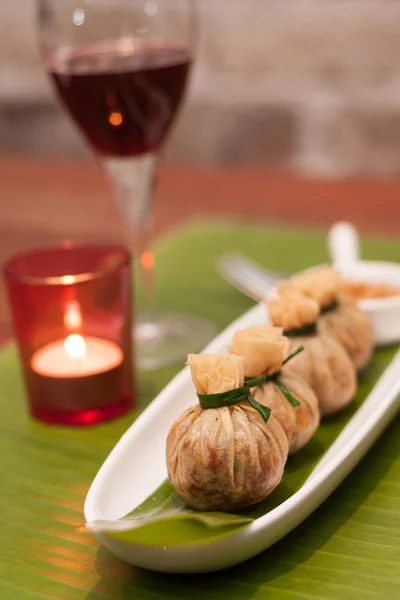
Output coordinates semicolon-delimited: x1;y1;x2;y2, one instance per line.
3;241;131;286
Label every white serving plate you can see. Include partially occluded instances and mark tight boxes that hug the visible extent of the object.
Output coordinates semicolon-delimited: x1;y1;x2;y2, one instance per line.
85;302;400;573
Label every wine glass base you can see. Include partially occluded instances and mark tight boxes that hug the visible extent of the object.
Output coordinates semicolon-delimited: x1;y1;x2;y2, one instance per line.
134;313;218;371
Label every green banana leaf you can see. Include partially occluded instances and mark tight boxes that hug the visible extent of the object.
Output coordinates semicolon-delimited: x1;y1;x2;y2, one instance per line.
88;485;254;542
1;220;400;599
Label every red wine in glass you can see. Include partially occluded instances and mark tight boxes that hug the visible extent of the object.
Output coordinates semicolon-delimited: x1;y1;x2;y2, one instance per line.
49;43;192;156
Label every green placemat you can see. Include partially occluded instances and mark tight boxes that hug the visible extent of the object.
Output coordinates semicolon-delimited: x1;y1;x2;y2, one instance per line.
1;220;400;600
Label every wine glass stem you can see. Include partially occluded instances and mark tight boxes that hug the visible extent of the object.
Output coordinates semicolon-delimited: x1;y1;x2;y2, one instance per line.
101;152;158;309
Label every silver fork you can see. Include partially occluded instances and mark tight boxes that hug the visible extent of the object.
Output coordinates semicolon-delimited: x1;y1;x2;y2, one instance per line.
216;253;287;302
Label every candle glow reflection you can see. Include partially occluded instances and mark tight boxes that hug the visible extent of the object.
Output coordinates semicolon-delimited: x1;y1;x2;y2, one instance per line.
64;300;82;329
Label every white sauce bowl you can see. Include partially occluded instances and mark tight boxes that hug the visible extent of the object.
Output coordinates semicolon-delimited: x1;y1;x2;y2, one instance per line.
334;260;400;346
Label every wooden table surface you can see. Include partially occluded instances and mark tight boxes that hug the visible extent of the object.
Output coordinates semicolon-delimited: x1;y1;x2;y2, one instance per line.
1;153;400;343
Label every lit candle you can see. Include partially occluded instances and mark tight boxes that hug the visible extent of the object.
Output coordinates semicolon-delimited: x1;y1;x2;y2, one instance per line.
31;334;123;378
28;301;126;421
6;243;133;426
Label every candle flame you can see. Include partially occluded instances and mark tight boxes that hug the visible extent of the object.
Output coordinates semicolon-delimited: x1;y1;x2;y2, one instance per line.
64;334;86;359
140;250;155;271
64;301;82;330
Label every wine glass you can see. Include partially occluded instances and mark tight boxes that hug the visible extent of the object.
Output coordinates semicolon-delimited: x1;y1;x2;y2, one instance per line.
37;0;216;370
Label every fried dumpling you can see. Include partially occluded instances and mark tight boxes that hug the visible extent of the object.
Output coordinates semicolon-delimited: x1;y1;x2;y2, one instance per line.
286;268;374;370
166;353;288;511
267;292;357;417
230;326;320;454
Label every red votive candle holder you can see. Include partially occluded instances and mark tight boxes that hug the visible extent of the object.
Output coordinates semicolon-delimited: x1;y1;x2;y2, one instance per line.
4;243;134;426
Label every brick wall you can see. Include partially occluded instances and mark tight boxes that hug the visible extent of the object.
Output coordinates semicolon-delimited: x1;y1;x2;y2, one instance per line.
2;1;400;176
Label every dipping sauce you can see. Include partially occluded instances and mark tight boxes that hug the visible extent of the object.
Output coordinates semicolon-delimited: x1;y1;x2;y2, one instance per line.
341;281;400;301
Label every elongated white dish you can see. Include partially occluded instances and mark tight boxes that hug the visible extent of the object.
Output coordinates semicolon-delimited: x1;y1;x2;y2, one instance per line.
85;302;400;573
